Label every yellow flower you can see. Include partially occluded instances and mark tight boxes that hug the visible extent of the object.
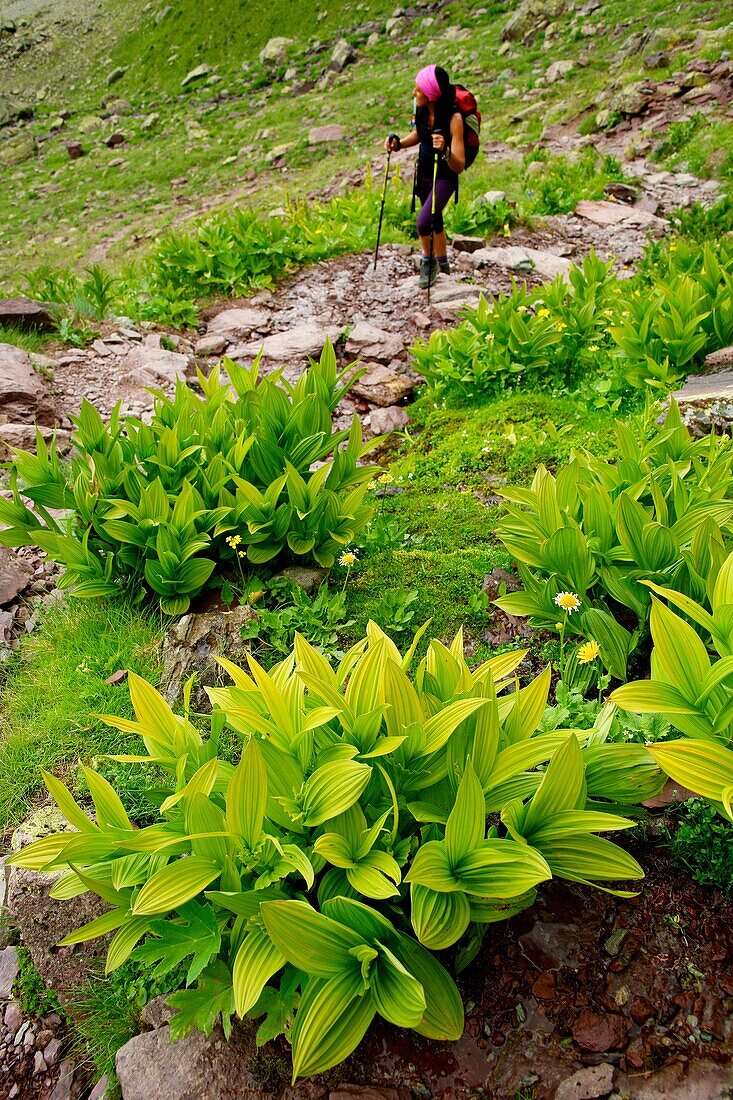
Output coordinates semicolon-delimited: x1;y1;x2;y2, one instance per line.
339;550;358;567
378;472;393;484
238;550;245;558
226;534;241;549
248;589;265;604
577;639;601;664
556;320;567;331
588;344;599;352
555;622;564;631
486;332;495;341
537;308;551;318
553;591;581;614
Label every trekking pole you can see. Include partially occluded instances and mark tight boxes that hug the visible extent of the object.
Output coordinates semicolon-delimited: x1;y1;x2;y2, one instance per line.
427;134;440;304
374;136;397;270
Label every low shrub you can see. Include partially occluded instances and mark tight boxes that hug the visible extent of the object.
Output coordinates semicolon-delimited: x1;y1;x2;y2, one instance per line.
411;241;733;401
10;623;662;1080
494;401;733;678
0;343;379;614
671;798;733;893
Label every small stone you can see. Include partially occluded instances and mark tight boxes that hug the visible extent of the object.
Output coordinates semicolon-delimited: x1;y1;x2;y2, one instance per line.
451;234;486;253
3;1002;22;1032
572;1009;629;1052
89;1076;109;1100
64;140;84;158
105;67;126;86
34;1050;47;1074
368;405;410;435
104;132;126;148
308;124;344;144
194;334;228;357
274;566;330;595
181;64;211;88
603;928;627;957
49;1058;76;1100
628;996;656;1025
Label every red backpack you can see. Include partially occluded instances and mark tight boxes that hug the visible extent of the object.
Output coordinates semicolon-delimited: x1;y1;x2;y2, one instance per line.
454;84;481;168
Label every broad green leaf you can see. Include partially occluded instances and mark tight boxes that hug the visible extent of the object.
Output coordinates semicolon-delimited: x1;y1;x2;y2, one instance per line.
371;944;426;1028
131;901;221;985
132;857;221;916
232;927;286;1016
301;758;371;827
291;971;374;1081
649;597;710;703
537;834;644;890
168;960;236;1041
522;734;585;837
106;916;152;973
41;769;94;833
445;761;486;864
410;883;471;949
80;766;132;831
58;907;129;946
227;738;267;847
453;840;551;898
391;932;464;1040
261;900;362;977
405;840;457;892
648;740;733;809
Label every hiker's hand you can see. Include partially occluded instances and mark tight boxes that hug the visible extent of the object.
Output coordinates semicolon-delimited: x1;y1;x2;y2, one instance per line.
385;133;400;152
432;132;446;153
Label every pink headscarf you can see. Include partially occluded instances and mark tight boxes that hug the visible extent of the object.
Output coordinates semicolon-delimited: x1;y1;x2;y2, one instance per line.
415;64;442;102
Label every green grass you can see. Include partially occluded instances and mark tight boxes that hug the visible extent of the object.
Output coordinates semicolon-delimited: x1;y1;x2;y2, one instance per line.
0;596;163;831
13;946;65;1020
0;325;49;353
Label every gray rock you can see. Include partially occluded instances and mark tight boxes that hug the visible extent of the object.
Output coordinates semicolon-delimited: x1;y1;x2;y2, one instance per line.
705;346;733;370
105;67;125;86
329;37;357;72
160;603;258;706
43;1037;63;1066
368;405;410;435
308;124;344;144
0;95;33;128
609;81;655;115
481;190;507;205
0;423;68;456
0;343;56;425
274;566;330;595
613;1061;733;1098
468;245;572;281
671;367;733;437
0;947;19;999
4;1002;22;1031
555;1063;615;1100
344;321;404;363
230;323;341;364
546;59;574;83
0;548;32;605
49;1057;77;1100
206;308;272;338
574;199;667;232
0;296;55;332
644;50;670;69
194;334;229;357
119;346;192;390
258;36;293;64
34;1050;47;1074
181;64;210;88
89;1076;110;1100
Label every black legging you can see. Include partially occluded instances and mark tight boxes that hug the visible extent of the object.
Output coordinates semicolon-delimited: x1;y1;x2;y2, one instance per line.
415;173;457;237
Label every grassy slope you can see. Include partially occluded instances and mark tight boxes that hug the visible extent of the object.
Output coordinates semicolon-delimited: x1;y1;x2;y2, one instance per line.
0;0;731;285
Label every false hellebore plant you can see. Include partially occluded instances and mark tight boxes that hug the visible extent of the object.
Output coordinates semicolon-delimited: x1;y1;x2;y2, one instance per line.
10;625;663;1079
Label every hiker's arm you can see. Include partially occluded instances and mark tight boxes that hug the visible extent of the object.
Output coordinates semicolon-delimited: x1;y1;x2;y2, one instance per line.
385;131;419;152
444;112;465;173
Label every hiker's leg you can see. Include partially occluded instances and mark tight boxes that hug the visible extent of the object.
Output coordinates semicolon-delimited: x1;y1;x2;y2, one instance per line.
417;177;456;256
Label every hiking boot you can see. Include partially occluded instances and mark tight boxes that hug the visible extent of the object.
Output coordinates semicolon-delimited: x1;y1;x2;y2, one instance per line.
438;258;451;275
418;257;439;289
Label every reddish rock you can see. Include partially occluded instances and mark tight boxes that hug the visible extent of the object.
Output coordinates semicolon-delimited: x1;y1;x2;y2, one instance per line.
65;140;84;158
572;1009;630;1052
532;970;557;1000
351;365;416;408
0;296;56;332
554;1062;615;1100
0;547;32;605
628;997;657;1025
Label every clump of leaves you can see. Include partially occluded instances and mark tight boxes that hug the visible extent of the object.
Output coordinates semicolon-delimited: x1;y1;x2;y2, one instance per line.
9;622;662;1080
13;946;64;1019
671;798;733;893
239;576;353;665
0;341;379;614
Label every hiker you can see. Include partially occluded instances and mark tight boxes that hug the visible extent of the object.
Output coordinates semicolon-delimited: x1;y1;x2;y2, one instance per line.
385;64;466;289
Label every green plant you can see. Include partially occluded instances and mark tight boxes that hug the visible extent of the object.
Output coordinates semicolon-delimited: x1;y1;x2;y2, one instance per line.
239;576;354;665
57;315;97;348
0;342;380;613
373;587;419;632
13;946;64;1019
9;623;661;1080
494;400;733;677
654;113;706;161
671;798;733;893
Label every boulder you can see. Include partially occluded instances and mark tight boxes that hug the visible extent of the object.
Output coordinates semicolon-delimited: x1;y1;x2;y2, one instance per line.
0;344;56;425
609;81;655;116
105;66;126;86
308;124;344;144
329;38;357;72
258;37;293;64
344;321;404;363
160;603;258;706
670;366;733;437
65;140;84;158
0;296;56;331
229;323;341;364
0;133;36;165
0;946;19;998
274;565;329;595
644;50;670;69
351;365;416;407
704;346;733;370
0;547;32;605
181;64;211;88
7;806;108;1011
480;190;507;205
545;59;574;83
467;245;571;281
574;199;666;232
0;423;67;455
